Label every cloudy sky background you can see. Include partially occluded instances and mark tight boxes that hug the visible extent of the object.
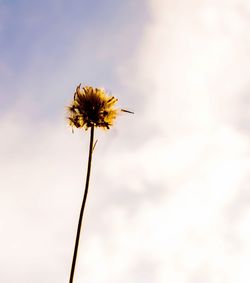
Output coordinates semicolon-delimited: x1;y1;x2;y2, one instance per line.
1;0;250;282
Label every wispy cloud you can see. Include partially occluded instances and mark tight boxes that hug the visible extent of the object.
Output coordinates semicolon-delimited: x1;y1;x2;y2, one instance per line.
125;0;250;281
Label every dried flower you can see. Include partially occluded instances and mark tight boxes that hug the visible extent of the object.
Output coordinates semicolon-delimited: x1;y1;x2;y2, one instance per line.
67;84;133;283
67;84;130;130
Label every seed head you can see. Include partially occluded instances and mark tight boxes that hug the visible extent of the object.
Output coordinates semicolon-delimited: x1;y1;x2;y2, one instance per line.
67;84;124;130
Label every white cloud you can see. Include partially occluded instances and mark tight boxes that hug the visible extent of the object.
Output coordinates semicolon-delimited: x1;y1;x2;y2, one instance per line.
114;0;250;281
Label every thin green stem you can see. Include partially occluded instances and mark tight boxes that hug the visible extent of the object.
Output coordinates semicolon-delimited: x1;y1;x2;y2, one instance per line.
69;126;95;283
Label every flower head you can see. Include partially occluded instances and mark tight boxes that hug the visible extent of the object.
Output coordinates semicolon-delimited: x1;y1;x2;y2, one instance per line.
67;84;129;131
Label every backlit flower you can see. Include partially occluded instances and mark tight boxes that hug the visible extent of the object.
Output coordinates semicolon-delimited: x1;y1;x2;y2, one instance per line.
67;84;122;130
67;83;134;283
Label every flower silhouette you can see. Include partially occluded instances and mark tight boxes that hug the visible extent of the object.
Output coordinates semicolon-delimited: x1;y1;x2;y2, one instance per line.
68;84;119;130
67;84;133;283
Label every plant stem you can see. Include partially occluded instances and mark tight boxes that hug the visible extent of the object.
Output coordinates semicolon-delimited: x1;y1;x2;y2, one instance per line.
69;126;95;283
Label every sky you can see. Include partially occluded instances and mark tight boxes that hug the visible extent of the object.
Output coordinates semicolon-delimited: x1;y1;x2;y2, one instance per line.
1;0;250;282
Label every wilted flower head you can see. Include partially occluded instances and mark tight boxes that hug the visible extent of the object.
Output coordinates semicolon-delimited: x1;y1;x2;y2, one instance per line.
67;84;122;130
